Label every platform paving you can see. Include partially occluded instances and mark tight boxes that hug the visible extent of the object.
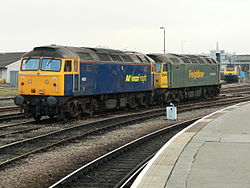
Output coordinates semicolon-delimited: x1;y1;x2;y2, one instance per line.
132;101;250;188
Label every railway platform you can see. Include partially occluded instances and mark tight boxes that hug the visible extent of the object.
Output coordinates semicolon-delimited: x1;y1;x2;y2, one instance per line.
132;101;250;188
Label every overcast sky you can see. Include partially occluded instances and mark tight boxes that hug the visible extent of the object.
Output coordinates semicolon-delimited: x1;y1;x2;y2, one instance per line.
1;0;250;54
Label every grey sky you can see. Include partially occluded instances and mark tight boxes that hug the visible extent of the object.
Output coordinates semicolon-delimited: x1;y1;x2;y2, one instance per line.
1;0;250;54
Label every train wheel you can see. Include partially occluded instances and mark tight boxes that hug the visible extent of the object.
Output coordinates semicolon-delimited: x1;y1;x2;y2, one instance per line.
48;114;55;120
128;97;138;109
62;112;71;121
34;115;41;122
174;93;181;103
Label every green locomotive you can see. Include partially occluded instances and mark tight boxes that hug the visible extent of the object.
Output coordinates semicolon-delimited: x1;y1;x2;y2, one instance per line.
148;53;220;103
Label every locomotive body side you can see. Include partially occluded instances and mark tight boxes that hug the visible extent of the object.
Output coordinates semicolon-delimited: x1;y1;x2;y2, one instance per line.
169;60;220;88
78;62;152;96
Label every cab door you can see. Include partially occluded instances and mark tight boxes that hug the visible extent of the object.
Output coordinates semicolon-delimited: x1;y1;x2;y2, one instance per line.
154;62;168;88
64;59;80;95
73;60;80;93
161;63;168;88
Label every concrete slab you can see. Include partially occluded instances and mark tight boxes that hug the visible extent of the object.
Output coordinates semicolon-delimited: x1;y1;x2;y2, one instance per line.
187;142;250;188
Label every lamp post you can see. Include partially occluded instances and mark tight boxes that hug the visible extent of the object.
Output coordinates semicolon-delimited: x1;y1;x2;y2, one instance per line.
160;27;165;54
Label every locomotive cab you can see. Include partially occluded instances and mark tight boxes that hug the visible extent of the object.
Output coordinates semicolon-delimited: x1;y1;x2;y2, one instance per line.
15;46;81;120
147;54;169;89
224;64;240;82
17;58;79;96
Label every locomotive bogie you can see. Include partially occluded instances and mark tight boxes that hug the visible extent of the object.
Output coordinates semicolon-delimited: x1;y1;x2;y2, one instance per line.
19;91;152;120
154;85;220;104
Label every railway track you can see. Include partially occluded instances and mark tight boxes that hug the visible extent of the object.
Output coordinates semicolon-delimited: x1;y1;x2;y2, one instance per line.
0;83;247;123
220;84;250;94
0;120;35;131
0;107;177;169
0;98;15;108
0;97;13;101
49;118;199;188
0;106;23;123
0;95;249;171
0;97;216;147
0;126;40;138
47;96;250;187
0;112;24;123
0;106;19;113
0;117;54;140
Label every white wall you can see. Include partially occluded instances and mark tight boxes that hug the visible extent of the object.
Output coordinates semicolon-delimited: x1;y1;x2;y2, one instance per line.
6;60;20;83
0;68;7;80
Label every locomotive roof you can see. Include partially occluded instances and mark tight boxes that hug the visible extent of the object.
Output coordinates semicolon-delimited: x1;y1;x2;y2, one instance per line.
23;45;152;64
147;53;218;65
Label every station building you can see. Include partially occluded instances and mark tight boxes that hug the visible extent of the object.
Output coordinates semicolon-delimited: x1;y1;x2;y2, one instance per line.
0;52;25;86
205;49;250;81
231;55;250;72
208;50;250;71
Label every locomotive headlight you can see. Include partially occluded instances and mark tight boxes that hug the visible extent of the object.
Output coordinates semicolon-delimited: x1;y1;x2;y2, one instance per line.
28;79;32;84
45;80;49;84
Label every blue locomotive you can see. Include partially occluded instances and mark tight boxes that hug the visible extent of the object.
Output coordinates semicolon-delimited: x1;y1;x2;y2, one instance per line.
14;45;153;120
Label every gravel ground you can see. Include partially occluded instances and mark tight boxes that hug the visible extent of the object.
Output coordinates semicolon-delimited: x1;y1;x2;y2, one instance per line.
0;87;16;98
0;105;231;188
222;82;250;88
0;99;15;107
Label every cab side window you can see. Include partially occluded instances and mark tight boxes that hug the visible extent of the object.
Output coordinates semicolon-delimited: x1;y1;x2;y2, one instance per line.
163;64;168;72
155;63;161;72
64;61;72;72
74;60;78;72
